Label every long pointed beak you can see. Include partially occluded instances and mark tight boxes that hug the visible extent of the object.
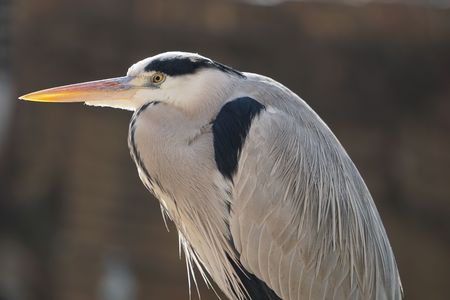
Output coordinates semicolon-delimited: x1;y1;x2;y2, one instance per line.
19;76;136;103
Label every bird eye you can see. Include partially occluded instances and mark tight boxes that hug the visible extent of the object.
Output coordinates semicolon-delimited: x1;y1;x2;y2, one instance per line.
151;72;166;85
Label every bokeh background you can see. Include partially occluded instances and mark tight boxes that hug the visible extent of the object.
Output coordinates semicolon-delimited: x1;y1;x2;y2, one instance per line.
0;0;449;299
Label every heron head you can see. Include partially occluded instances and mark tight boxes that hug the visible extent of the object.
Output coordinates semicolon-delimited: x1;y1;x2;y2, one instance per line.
20;52;244;113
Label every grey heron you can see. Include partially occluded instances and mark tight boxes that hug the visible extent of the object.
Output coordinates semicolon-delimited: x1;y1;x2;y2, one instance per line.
20;51;402;300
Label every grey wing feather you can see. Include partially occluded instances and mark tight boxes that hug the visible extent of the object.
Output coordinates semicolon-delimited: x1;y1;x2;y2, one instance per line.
229;102;402;300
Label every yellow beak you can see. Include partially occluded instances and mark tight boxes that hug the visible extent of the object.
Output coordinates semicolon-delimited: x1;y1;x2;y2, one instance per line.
19;76;135;103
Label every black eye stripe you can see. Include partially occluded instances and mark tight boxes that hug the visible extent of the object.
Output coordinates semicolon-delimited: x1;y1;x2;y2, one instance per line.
144;57;245;78
145;57;208;76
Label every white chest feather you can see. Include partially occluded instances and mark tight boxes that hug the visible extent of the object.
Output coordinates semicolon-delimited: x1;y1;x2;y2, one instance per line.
128;102;245;299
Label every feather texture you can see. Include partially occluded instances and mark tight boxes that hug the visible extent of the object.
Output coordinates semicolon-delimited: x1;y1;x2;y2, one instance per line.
126;56;402;299
227;73;403;299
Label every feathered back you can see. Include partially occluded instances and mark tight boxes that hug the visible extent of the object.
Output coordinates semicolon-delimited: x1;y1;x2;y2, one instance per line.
226;73;403;299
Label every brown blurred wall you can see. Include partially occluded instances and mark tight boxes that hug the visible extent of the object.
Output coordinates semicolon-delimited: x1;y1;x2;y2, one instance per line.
0;0;449;299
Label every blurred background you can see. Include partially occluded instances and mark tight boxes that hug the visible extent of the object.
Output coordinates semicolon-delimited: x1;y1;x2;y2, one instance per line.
0;0;449;299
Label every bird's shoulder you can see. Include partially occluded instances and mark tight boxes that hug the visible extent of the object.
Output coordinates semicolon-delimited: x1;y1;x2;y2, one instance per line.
223;95;402;299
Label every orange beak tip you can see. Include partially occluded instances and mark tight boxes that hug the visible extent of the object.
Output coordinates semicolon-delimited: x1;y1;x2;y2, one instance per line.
18;93;42;102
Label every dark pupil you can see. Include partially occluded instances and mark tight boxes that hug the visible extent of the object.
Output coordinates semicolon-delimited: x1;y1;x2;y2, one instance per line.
154;75;161;81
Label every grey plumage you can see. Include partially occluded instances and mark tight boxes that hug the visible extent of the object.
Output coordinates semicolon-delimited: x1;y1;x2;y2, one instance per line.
126;55;402;299
20;51;403;300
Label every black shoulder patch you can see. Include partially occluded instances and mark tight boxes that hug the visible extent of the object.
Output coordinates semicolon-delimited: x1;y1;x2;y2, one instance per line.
228;256;282;300
212;97;265;181
144;56;245;78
